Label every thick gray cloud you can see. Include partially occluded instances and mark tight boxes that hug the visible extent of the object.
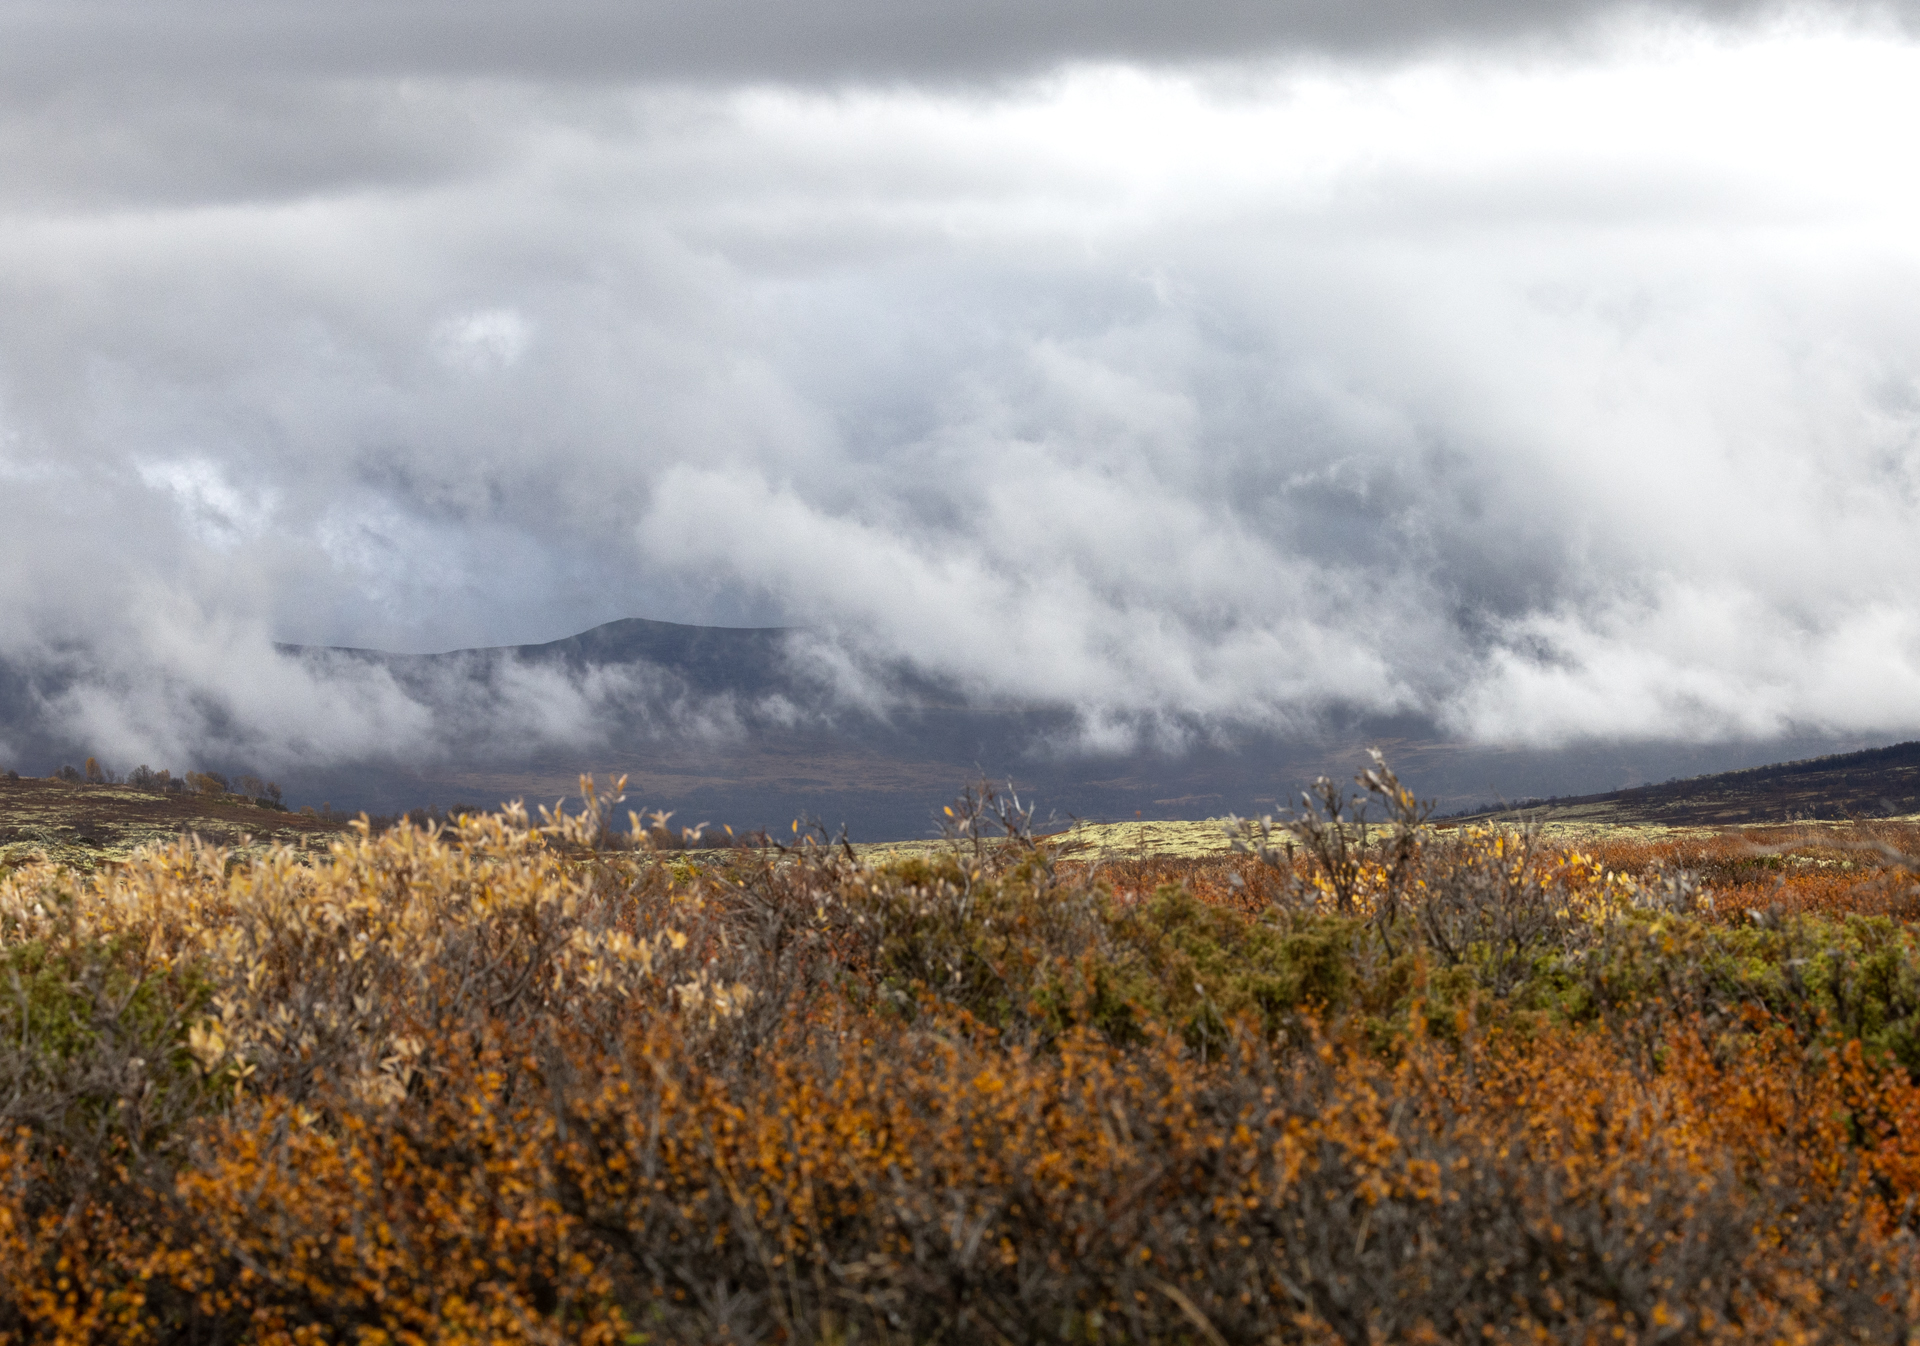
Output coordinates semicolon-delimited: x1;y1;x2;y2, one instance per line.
2;5;1920;776
0;0;1853;87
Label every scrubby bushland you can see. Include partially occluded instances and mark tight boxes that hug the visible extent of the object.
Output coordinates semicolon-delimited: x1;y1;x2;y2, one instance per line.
43;762;283;810
5;771;1920;1342
125;766;183;794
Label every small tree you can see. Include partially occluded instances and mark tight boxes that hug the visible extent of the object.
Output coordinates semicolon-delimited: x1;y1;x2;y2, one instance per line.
83;757;106;784
236;774;283;805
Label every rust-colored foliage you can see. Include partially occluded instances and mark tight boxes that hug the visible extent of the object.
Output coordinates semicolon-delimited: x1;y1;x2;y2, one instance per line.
7;786;1920;1342
1576;821;1920;921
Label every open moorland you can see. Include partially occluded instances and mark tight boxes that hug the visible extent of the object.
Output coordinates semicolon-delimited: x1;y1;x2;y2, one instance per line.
1445;738;1920;828
0;773;352;872
10;761;1920;1342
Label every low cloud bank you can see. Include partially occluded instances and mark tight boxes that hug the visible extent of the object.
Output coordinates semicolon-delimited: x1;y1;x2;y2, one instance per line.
0;631;784;780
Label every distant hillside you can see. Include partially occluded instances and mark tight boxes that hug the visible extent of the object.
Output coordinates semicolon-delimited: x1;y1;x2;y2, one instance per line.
9;616;1901;841
282;617;803;699
273;616;1081;835
0;775;351;871
1447;740;1920;827
257;618;1916;838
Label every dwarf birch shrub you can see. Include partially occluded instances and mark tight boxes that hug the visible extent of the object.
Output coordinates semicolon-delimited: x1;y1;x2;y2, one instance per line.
6;773;1920;1341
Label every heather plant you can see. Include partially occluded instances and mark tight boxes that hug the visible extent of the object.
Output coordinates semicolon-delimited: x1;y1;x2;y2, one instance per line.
6;771;1920;1342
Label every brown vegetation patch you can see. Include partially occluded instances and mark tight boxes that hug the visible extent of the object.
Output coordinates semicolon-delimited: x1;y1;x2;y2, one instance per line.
6;774;1920;1340
0;774;351;872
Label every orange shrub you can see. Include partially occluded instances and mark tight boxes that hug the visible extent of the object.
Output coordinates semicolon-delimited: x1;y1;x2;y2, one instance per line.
4;790;1920;1341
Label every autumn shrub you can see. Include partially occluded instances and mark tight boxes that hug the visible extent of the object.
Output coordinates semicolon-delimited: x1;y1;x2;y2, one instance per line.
0;880;224;1342
182;772;228;798
7;775;1920;1341
1576;822;1920;922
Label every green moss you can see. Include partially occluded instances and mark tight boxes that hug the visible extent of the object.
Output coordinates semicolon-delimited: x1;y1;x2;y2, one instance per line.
1;933;213;1064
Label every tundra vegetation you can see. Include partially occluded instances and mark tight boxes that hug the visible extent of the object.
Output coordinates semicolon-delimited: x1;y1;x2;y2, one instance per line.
6;762;1920;1343
32;761;283;810
0;771;326;875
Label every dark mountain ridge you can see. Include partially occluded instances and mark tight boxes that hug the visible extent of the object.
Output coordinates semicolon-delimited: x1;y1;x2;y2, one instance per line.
1449;740;1920;827
262;618;1915;838
280;617;802;699
13;616;1914;840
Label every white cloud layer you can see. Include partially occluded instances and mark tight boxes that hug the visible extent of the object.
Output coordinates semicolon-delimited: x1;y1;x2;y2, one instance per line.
3;6;1920;767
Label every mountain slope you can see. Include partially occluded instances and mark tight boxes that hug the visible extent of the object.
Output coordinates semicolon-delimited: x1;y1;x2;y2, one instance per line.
286;617;802;698
1448;740;1920;827
0;774;349;872
26;617;1901;841
266;621;1905;837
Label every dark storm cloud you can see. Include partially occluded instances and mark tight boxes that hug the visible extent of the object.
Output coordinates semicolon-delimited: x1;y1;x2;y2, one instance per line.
0;0;1880;87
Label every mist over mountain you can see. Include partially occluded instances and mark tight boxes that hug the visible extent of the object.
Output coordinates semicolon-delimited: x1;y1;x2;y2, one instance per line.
1;613;1905;837
186;620;1920;837
5;3;1920;824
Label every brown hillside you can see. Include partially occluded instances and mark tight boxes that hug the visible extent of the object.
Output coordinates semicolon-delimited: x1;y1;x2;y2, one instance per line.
0;774;352;871
1449;739;1920;827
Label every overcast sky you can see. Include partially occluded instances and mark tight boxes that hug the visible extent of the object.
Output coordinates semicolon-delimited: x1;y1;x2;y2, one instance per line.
4;0;1920;769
